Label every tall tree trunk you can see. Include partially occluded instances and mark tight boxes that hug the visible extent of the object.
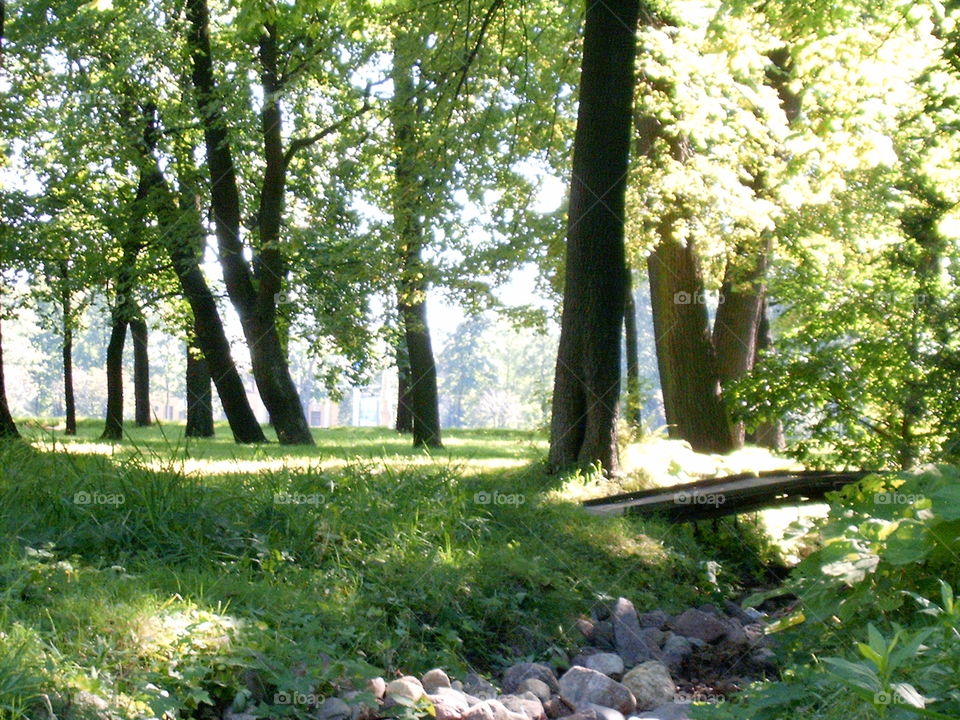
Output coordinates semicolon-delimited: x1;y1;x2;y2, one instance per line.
624;269;643;430
132;110;265;444
648;235;734;453
60;264;77;436
185;0;312;445
712;244;769;446
185;333;215;438
548;0;640;475
392;31;441;448
130;316;151;426
395;340;414;433
101;315;127;440
0;317;19;439
752;298;785;450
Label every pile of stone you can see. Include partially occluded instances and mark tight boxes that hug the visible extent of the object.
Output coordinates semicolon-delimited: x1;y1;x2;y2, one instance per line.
231;596;777;720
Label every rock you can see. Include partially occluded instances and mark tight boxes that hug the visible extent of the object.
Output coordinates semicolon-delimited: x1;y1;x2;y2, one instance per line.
659;635;692;671
611;598;654;666
670;609;728;644
562;710;602;720
558;666;636;715
452;680;465;692
423;669;453;694
316;697;352;720
723;599;758;626
640;628;664;651
386;676;425;704
517;678;552;703
592;621;616;652
584;703;625;720
341;691;379;720
621;662;675;712
465;673;498;701
481;700;528;720
367;677;387;700
462;701;497;720
697;604;721;617
629;701;691;720
576;618;596;641
721;618;747;646
499;693;546;720
582;653;625;679
502;663;559;695
637;611;671;630
429;688;473;720
542;696;571;718
742;622;767;646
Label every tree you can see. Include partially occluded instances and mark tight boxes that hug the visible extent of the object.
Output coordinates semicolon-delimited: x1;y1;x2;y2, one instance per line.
184;0;315;445
548;0;641;475
185;333;214;438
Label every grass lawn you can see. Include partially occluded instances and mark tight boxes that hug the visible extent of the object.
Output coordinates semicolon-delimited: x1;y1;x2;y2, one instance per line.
0;421;777;719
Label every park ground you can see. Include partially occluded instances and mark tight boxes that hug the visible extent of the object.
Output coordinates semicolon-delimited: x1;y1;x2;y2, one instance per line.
0;421;788;718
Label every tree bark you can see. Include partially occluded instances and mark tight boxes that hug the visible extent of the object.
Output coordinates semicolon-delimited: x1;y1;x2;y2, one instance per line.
60;263;77;435
648;235;734;453
0;317;19;439
101;314;127;440
185;0;313;445
712;244;769;446
185;333;215;438
392;31;442;448
752;298;785;450
395;340;414;433
624;269;643;430
130;316;151;426
548;0;640;475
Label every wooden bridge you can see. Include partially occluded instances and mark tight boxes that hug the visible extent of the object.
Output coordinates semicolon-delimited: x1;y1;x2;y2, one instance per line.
582;469;877;522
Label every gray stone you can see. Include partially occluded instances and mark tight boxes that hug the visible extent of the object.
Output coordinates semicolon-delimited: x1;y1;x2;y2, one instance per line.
502;663;559;695
621;662;675;712
584;703;625;720
558;666;636;715
721;618;748;646
751;647;778;674
697;604;721;617
517;678;552;703
484;700;528;720
582;652;625;679
637;611;671;630
386;676;425;704
452;680;465;692
462;702;496;720
499;693;546;720
592;621;616;651
671;609;728;644
640;628;665;651
316;697;352;720
465;673;499;701
629;701;691;720
423;669;453;694
611;598;654;666
576;618;596;641
742;623;767;646
723;600;757;626
660;635;692;671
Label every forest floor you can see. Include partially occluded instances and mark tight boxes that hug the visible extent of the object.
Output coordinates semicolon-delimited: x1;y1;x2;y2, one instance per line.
0;421;789;718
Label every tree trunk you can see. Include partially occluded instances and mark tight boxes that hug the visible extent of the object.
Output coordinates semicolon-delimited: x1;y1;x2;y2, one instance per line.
392;31;442;448
185;334;215;438
101;315;127;440
395;340;414;433
0;318;19;439
548;0;640;475
185;0;313;445
648;235;734;453
753;298;785;450
130;316;151;426
60;267;77;436
624;269;643;430
134;106;266;444
712;245;769;446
